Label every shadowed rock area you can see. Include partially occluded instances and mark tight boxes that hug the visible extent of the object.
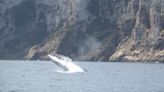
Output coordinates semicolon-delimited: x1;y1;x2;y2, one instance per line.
0;0;163;62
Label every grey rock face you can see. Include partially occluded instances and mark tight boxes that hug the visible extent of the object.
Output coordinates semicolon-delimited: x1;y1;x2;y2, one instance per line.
0;0;48;59
0;0;163;62
110;0;164;62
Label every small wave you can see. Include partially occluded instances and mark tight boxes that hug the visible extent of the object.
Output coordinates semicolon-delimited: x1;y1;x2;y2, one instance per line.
54;69;85;74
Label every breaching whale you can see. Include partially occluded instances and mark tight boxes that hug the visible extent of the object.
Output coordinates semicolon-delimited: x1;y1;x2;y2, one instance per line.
48;54;85;73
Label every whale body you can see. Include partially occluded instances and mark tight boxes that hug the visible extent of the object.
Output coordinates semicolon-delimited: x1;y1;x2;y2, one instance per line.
48;54;85;73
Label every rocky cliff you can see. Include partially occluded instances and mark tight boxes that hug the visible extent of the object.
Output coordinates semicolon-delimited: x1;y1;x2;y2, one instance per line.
110;0;164;62
0;0;163;62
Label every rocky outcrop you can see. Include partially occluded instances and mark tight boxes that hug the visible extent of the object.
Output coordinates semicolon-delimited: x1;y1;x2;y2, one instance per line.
110;0;164;62
0;0;163;62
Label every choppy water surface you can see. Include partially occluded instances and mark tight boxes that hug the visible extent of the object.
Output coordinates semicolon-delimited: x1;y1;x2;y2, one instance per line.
0;60;164;92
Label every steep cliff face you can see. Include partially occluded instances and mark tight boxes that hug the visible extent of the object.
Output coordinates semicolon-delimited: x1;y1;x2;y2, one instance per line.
0;0;49;59
110;0;164;62
0;0;163;62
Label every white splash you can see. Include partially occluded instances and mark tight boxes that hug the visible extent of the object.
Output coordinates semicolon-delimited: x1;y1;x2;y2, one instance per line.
48;54;85;73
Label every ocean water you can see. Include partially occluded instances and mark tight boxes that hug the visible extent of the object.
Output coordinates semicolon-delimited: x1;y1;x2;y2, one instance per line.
0;60;164;92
